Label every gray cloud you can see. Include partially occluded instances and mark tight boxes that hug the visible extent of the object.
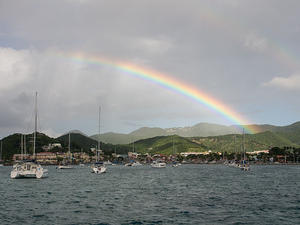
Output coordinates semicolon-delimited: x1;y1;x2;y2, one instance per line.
0;0;300;137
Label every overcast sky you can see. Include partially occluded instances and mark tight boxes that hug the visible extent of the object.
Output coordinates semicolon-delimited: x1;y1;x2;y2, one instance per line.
1;0;300;138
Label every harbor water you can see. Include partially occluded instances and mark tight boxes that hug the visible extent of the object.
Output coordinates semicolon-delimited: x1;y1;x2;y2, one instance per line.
0;165;299;224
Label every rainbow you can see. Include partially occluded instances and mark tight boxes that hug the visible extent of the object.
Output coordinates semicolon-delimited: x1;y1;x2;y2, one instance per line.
59;52;257;134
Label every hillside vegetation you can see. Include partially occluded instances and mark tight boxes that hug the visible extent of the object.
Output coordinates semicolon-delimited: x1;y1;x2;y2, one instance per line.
189;131;296;153
92;121;300;145
2;122;300;161
1;132;131;161
0;133;55;161
131;131;298;154
55;133;131;155
134;135;206;155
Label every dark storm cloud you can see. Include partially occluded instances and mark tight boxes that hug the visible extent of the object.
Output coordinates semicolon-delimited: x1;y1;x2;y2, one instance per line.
0;0;300;137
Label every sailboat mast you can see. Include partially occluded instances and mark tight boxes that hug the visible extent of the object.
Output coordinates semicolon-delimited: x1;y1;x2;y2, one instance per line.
243;129;246;161
21;134;23;160
97;106;101;162
172;136;174;155
234;135;236;160
24;135;26;157
133;141;134;153
1;139;2;161
68;132;71;161
33;92;37;159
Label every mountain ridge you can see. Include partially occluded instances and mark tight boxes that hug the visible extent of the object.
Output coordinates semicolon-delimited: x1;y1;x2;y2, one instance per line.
91;121;300;144
1;124;299;161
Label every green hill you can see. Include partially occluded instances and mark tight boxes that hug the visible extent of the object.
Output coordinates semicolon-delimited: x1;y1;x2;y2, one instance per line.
0;132;132;161
56;133;98;152
93;121;300;145
56;132;131;155
174;123;238;136
131;131;298;155
189;131;297;153
91;123;238;145
0;132;56;161
2;124;300;161
133;135;207;155
130;127;167;138
91;132;136;145
91;127;168;145
274;122;300;145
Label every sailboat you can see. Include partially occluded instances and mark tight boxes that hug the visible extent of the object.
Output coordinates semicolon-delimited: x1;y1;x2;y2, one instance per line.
172;136;181;167
151;160;166;168
151;137;166;168
239;130;250;171
91;106;106;174
79;148;85;166
125;140;142;166
228;135;238;167
131;141;141;166
10;92;48;179
57;133;73;169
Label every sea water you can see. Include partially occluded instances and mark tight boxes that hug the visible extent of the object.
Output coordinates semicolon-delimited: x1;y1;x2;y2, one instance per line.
0;165;299;224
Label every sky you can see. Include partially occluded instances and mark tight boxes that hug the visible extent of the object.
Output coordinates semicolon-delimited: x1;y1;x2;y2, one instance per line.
0;0;300;138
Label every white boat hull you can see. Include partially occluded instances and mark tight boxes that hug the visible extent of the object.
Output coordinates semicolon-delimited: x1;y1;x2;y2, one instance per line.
172;163;181;167
57;165;73;169
151;162;166;168
92;166;106;174
103;161;113;165
10;163;47;179
125;162;142;167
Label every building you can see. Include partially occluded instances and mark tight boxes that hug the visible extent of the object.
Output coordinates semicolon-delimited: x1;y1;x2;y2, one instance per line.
246;150;269;155
36;152;57;164
42;143;62;151
128;152;140;158
73;152;90;163
13;154;32;161
51;143;62;148
180;151;211;157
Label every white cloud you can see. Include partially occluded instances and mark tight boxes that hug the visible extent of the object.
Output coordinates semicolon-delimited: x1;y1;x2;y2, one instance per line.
0;48;34;92
136;37;173;55
263;74;300;90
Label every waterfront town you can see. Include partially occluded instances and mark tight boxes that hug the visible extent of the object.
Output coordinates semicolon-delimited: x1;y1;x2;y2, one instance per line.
8;142;300;165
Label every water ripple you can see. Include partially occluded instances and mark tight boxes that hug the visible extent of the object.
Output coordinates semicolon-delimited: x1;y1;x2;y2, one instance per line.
0;165;299;224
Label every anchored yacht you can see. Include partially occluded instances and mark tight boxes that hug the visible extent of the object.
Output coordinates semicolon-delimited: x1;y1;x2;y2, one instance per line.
57;133;73;169
91;162;107;174
11;160;47;179
151;160;166;168
240;130;250;171
10;92;48;179
91;106;106;174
